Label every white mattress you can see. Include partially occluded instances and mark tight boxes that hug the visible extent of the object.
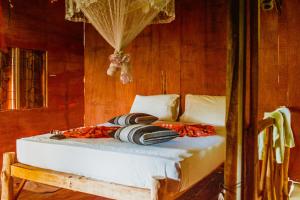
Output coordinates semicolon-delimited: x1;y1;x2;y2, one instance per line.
16;126;226;191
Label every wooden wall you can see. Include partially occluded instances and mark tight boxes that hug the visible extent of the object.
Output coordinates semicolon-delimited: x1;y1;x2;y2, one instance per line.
2;0;297;183
84;0;228;125
85;0;300;180
0;1;84;158
259;0;300;181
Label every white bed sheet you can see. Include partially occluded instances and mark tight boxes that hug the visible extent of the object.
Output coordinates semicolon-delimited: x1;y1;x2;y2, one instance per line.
16;126;226;191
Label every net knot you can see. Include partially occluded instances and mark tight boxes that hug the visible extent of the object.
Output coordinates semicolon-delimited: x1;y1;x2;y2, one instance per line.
107;51;132;84
109;51;130;66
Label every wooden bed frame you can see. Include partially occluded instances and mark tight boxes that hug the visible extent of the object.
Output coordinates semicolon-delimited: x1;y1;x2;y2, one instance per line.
1;151;182;200
1;151;223;200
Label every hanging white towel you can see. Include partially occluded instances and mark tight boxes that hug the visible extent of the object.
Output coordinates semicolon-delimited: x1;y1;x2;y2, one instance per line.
258;106;295;163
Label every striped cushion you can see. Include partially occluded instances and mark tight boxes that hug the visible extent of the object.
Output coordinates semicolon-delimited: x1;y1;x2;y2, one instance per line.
108;113;158;126
112;124;179;145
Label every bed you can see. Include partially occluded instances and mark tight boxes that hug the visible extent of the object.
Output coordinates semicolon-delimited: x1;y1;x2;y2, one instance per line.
1;94;227;200
1;125;225;200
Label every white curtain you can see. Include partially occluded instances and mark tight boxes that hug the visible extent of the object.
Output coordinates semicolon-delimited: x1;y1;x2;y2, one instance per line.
66;0;175;84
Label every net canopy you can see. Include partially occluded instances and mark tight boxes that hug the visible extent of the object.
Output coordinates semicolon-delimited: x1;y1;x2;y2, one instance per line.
66;0;175;84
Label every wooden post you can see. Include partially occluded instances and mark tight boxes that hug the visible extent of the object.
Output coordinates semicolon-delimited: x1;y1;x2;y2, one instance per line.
225;0;246;199
1;152;16;200
151;177;167;200
244;0;260;199
151;177;160;200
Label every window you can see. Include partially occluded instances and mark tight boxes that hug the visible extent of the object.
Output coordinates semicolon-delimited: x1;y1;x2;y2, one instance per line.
0;48;47;111
0;50;12;110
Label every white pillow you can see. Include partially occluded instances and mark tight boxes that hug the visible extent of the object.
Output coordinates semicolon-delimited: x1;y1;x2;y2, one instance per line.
180;94;226;126
130;94;180;121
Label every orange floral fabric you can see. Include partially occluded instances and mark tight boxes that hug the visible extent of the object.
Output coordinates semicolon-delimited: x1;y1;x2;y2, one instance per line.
60;123;215;139
156;123;216;137
63;126;120;138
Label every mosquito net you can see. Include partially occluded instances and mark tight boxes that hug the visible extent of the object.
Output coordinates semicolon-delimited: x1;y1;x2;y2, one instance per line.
65;0;175;84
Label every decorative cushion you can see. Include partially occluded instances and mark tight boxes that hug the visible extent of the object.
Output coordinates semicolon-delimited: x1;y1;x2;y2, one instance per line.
130;94;180;121
112;124;179;145
180;94;226;126
108;113;158;126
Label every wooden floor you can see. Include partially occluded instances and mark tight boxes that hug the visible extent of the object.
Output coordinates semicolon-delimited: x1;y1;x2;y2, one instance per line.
1;167;224;200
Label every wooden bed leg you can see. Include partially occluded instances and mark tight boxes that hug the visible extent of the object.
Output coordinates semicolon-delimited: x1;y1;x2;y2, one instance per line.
1;152;16;200
151;177;167;200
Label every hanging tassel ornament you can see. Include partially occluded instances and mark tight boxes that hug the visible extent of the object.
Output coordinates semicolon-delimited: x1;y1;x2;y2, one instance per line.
107;51;133;84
